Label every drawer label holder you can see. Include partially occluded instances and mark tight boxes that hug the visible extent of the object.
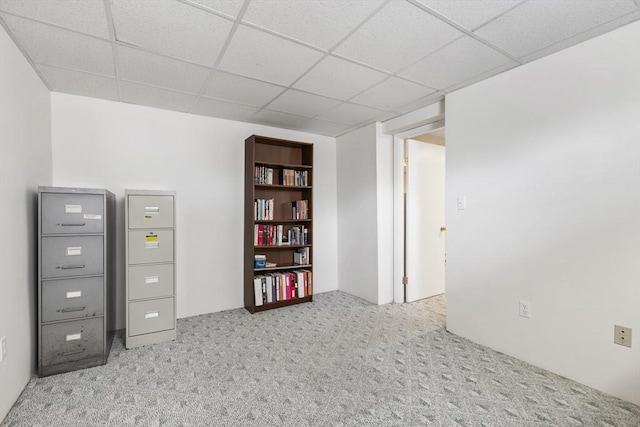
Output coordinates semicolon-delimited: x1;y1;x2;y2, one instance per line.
145;311;159;319
65;333;82;341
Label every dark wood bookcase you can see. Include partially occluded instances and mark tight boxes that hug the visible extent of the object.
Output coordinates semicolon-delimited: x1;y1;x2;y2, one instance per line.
244;135;313;313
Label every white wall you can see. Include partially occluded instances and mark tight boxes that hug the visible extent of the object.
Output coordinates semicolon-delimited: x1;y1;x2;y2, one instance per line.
51;93;338;329
336;123;394;304
446;21;640;404
337;124;379;303
0;26;52;421
375;124;394;305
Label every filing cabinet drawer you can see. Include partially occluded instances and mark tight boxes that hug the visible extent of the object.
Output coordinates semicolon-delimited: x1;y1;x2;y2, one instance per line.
129;298;174;336
128;230;173;265
41;193;104;235
42;276;104;322
41;235;104;278
128;195;174;229
41;317;103;366
129;264;174;301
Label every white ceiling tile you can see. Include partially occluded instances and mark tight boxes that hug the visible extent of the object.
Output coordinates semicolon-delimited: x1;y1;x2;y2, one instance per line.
398;36;515;90
297;118;354;137
118;46;210;94
415;0;523;30
266;89;342;118
1;13;115;75
293;55;387;101
474;0;639;58
317;102;389;126
38;64;119;101
243;0;384;49
350;77;436;111
111;0;233;67
520;10;640;63
183;0;244;18
443;62;518;93
393;92;444;115
253;109;311;129
120;81;197;113
218;24;324;86
0;0;110;38
333;0;463;73
203;71;285;107
193;97;259;122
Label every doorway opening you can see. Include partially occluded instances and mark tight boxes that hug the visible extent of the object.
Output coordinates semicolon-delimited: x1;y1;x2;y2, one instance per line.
393;124;446;304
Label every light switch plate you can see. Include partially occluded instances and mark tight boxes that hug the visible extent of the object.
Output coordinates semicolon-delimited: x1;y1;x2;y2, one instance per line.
457;196;467;210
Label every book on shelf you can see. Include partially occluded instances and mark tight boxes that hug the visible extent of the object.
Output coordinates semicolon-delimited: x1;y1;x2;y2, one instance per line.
291;200;309;220
254;166;274;185
282;169;309;186
255;198;274;220
254;224;307;246
294;247;310;265
253;270;313;305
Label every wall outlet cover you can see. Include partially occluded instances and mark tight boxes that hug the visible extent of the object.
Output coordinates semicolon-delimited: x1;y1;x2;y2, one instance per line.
614;325;632;348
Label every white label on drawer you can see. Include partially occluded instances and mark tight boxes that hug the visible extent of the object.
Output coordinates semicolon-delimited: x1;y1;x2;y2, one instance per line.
66;246;82;256
145;311;159;319
65;204;82;214
145;275;159;284
144;207;159;214
66;291;82;298
145;234;159;249
65;333;82;341
83;214;102;220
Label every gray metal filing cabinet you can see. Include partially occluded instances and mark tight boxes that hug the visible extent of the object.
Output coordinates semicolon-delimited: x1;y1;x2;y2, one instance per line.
38;187;115;376
125;190;176;348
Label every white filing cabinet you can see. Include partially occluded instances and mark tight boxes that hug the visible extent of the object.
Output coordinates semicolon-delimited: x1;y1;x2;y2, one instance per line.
38;187;115;376
125;190;176;349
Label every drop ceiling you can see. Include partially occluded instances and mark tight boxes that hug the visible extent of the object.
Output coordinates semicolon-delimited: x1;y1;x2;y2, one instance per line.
1;0;638;137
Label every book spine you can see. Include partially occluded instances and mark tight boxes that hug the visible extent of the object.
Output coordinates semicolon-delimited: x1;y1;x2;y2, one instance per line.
254;277;262;306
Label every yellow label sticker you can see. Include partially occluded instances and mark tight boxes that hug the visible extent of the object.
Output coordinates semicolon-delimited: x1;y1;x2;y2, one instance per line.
144;215;153;220
145;235;158;243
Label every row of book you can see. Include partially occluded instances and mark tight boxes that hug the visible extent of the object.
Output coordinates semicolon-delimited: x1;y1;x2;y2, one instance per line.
282;169;309;186
254;167;309;187
292;199;309;220
254;224;309;246
294;247;310;265
254;198;274;220
254;166;275;184
254;270;312;306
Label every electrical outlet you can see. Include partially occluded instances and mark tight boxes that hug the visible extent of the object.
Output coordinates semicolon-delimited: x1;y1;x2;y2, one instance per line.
0;336;6;362
614;325;632;348
519;301;531;318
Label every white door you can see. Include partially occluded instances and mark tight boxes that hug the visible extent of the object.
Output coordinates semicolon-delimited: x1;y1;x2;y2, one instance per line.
405;139;446;302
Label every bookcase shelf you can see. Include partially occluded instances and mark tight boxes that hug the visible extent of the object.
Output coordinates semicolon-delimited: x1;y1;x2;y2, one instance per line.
245;135;313;314
254;264;312;272
255;184;312;190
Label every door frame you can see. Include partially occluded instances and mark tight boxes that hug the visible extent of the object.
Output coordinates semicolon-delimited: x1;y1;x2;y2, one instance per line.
393;120;445;303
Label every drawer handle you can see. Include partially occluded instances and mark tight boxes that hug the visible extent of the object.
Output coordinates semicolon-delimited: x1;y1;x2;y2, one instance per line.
58;265;86;270
145;311;159;319
61;306;86;313
61;349;85;356
58;223;86;227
